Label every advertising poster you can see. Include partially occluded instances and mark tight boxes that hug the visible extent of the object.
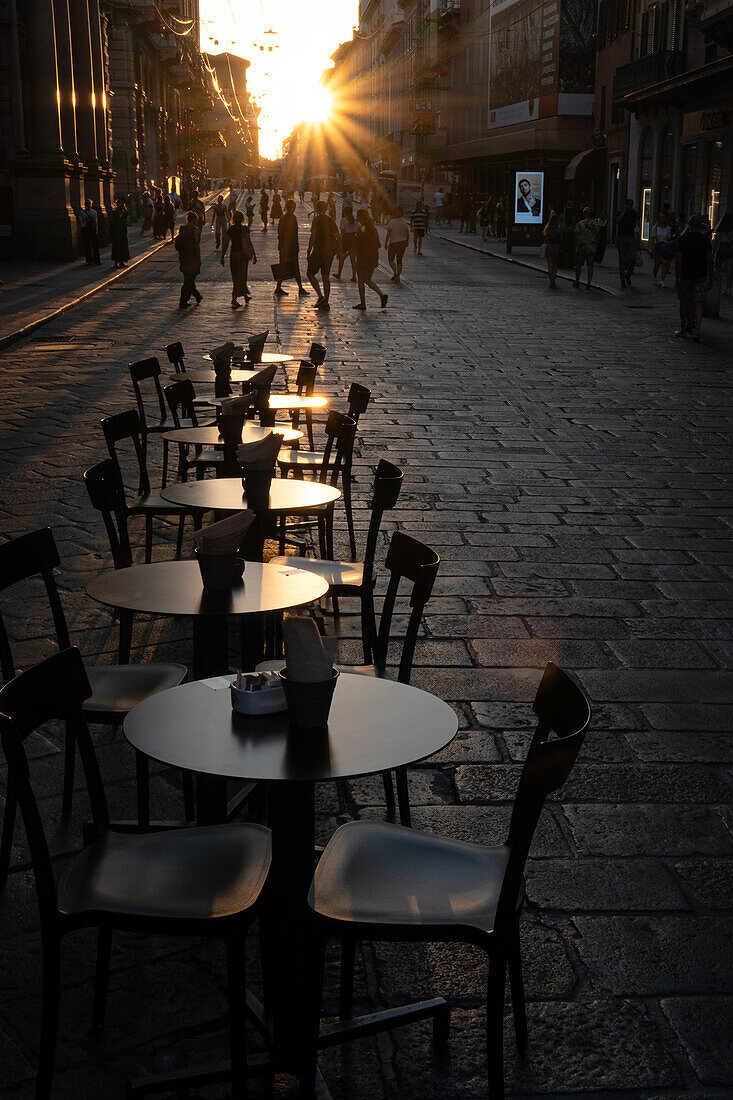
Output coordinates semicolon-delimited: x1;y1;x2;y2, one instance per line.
515;172;544;223
488;0;595;128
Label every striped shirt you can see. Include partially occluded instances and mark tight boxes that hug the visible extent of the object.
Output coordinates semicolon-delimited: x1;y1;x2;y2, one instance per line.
411;208;429;233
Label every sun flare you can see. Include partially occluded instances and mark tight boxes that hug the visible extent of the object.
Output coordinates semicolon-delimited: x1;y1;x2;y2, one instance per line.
299;85;333;124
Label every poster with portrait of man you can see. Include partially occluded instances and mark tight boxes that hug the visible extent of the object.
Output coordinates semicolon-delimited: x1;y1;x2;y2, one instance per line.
515;172;544;223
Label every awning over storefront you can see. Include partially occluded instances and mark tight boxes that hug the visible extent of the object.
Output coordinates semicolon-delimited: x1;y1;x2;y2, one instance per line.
564;146;606;181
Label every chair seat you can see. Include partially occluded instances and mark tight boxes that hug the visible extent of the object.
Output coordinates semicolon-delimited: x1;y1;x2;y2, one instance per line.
310;820;519;935
269;555;368;590
58;823;272;922
84;663;187;719
277;449;325;467
128;493;192;514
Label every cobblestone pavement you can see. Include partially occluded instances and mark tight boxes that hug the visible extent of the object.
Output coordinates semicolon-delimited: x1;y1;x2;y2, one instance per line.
0;201;732;1099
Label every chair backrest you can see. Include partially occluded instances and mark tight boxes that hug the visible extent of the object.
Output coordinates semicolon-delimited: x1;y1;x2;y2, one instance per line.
308;341;326;367
164;341;186;373
248;330;269;362
0;528;72;684
0;648;107;928
83;460;134;569
497;664;590;931
347;383;371;424
129;357;167;434
373;530;439;683
319;411;357;488
295;362;317;396
164;379;199;429
101;409;150;498
362;460;404;582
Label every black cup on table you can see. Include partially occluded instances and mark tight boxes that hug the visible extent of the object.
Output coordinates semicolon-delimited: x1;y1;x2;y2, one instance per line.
242;468;273;512
195;548;244;589
278;668;339;728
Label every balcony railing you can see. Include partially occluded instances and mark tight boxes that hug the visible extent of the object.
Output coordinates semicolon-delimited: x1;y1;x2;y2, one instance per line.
438;0;461;28
613;50;684;98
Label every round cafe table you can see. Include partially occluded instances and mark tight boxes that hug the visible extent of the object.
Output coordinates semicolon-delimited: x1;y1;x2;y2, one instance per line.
86;560;328;680
202;351;294;365
124;674;458;1085
160;423;302;448
204;394;329;411
168;368;260;385
160;477;340;514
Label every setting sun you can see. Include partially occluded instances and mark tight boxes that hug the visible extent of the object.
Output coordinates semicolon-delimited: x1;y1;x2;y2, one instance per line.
300;85;333;124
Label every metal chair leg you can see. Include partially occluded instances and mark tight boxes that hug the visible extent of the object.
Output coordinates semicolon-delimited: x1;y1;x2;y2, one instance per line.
118;609;133;665
135;752;150;831
339;938;356;1020
508;920;528;1051
36;937;61;1100
0;789;17;891
62;723;75;816
382;770;396;819
343;474;356;561
395;766;412;828
144;514;153;564
175;515;185;557
92;927;112;1032
226;933;248;1100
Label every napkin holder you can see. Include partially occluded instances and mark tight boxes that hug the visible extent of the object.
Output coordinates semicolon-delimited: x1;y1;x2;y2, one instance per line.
242;468;273;512
195;548;244;589
219;413;245;446
279;668;339;729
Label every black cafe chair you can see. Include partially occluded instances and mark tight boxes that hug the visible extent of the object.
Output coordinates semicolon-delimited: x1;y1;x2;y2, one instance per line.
0;527;189;852
309;663;591;1100
0;647;271;1099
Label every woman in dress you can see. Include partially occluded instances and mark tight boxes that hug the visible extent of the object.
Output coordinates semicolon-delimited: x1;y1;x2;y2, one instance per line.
336;205;358;280
542;213;562;288
221;209;256;307
152;196;167;240
353;208;387;310
259;188;269;230
271;190;283;221
109;198;130;269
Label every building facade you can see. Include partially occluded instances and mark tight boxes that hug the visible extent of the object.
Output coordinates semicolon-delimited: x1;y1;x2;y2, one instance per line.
204;52;259;181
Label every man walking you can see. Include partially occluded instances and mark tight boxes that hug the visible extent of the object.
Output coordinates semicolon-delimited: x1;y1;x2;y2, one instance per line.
410;200;429;254
675;214;713;341
79;198;100;264
175;211;202;310
307;200;340;309
573;207;598;290
211;195;229;249
616;198;638;287
385;205;410;282
433;188;444;225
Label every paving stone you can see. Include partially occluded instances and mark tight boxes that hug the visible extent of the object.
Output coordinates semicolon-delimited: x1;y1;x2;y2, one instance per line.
661;997;733;1085
564;804;733;856
524;857;688;912
673;859;733;908
572;915;733;994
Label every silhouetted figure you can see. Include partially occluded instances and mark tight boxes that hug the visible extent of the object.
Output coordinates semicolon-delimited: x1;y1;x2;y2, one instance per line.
79;198;100;264
275;199;308;296
222;210;256;307
109;199;130;269
353;208;387;311
175;211;202;310
307;200;339;309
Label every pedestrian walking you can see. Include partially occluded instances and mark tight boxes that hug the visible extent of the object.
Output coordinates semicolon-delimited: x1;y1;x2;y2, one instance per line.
353;208;387;311
616;198;639;287
495;198;506;238
573;207;598;290
211;195;229;249
164;195;176;240
651;213;673;287
675;213;713;341
245;194;255;227
385;205;410;283
190;191;206;229
78;198;101;264
274;198;308;297
336;205;357;280
109;198;130;269
175;211;202;310
140;191;154;235
326;192;336;220
152;197;167;240
434;188;444;224
228;186;239;217
307;199;340;309
271;190;283;222
713;212;733;295
479;199;491;240
443;191;453;226
221;209;256;307
542;213;561;287
410;200;429;254
260;188;269;230
595;210;608;265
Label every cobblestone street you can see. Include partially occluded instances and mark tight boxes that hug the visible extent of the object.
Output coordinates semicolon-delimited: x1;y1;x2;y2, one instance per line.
1;203;732;1099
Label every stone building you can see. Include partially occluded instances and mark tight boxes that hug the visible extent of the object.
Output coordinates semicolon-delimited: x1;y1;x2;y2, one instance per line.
203;52;259;181
0;0;220;261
